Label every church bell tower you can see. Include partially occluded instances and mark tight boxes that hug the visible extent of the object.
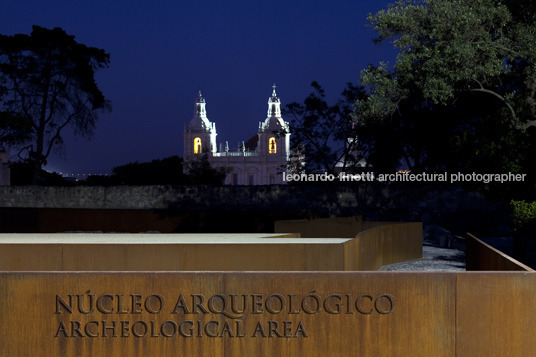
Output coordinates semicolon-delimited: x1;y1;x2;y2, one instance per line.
183;91;217;159
257;84;290;160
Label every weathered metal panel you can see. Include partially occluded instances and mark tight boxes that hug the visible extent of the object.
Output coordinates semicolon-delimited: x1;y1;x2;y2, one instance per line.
345;222;423;270
0;272;455;356
1;272;534;356
465;233;533;271
0;242;345;271
456;272;536;356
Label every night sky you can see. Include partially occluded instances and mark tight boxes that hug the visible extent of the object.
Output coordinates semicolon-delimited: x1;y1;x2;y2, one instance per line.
1;0;396;175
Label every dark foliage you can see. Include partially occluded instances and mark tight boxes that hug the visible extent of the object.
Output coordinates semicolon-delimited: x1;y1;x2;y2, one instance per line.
0;26;110;184
283;81;367;174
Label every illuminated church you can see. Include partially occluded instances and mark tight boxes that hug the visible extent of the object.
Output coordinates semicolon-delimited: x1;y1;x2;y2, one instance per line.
183;85;290;185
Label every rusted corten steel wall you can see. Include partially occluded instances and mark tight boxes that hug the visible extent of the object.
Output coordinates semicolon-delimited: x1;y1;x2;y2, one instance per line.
466;233;534;271
275;216;392;238
344;222;423;271
0;222;422;271
275;218;423;270
0;272;533;356
0;240;346;271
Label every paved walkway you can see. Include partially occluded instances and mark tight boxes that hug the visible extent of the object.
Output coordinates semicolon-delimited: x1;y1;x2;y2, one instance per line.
379;239;466;271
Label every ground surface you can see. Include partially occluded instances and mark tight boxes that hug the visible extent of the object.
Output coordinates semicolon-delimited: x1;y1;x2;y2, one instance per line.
379;239;466;271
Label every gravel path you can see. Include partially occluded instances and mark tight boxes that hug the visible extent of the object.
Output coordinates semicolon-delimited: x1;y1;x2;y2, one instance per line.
379;239;466;271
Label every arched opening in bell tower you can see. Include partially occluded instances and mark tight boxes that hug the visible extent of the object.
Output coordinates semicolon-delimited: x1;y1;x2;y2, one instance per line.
268;137;277;154
194;137;202;154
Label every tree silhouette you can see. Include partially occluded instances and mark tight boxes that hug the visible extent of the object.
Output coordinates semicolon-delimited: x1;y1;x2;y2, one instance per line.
0;26;110;184
283;81;367;174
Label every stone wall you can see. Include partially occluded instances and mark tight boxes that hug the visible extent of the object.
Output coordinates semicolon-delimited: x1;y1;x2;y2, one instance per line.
0;151;9;186
0;183;508;234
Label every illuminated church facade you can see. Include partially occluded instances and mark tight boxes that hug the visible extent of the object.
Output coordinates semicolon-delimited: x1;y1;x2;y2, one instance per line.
183;85;290;185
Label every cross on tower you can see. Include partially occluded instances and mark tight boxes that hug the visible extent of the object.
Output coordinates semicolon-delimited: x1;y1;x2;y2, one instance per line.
272;83;277;96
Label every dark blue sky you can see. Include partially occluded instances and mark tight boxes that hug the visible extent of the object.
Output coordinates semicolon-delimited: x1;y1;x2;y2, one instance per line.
1;0;396;175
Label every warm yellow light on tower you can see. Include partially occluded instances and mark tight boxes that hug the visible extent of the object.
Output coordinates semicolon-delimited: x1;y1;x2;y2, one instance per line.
194;137;202;154
269;137;277;154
